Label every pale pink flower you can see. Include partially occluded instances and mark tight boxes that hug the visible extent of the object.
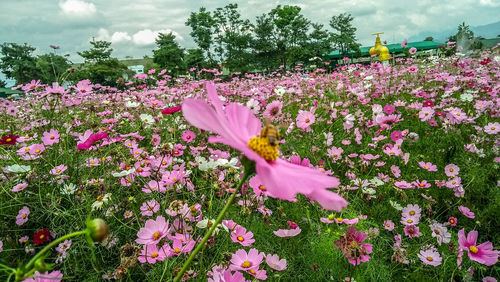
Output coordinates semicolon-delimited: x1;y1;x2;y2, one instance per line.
231;226;255;247
418;248;442;266
296;110;315;132
230;248;264;272
266;254;287;271
418;161;437;172
41;129;60;146
458;206;475;219
384;220;395;231
273;227;301;238
12;182;28;192
16;206;30;226
138;244;166;264
135;216;170;245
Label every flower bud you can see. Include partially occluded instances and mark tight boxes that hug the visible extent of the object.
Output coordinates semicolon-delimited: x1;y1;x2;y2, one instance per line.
86;218;109;242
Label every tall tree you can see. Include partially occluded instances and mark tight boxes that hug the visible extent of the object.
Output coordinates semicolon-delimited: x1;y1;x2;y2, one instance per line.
152;32;185;76
268;5;311;69
212;3;253;72
0;43;40;84
77;39;113;63
73;39;128;86
329;13;360;58
36;53;71;84
252;13;279;72
186;7;216;64
184;49;205;70
307;23;332;61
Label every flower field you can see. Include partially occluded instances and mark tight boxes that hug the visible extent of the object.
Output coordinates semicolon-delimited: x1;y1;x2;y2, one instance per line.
0;53;499;281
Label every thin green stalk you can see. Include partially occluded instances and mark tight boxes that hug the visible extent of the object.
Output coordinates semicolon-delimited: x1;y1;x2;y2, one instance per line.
19;230;87;280
171;169;253;282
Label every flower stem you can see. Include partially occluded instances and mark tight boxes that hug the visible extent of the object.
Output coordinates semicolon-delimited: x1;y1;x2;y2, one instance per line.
18;230;87;281
172;166;253;282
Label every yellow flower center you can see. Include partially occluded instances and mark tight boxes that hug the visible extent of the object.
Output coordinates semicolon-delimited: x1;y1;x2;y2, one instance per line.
151;252;158;258
50;136;55;139
174;248;181;253
6;138;11;142
407;219;413;224
207;221;213;228
22;214;27;219
426;256;433;261
35;149;40;153
336;217;343;222
434;229;440;235
410;211;415;215
237;236;244;242
97;196;103;201
153;232;161;240
259;185;266;191
39;235;45;239
469;245;478;254
248;136;279;161
242;261;252;268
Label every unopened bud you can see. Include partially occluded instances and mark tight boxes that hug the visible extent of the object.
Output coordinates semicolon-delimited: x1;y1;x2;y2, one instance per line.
87;218;109;242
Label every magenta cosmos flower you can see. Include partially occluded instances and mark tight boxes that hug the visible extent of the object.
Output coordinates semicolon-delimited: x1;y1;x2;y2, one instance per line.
182;82;347;211
135;216;170;245
458;228;499;266
334;226;373;265
77;131;108;150
230;248;264;272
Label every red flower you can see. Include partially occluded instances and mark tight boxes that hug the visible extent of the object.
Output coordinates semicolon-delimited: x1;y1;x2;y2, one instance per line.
161;106;182;115
33;229;51;245
0;134;18;145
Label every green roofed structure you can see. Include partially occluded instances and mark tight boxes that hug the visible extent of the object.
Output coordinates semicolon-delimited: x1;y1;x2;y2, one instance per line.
326;41;446;60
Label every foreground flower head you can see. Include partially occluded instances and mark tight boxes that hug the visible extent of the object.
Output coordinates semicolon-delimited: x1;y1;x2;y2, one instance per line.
136;216;170;245
230;248;264;271
182;81;347;211
458;228;499;266
23;270;63;282
334;226;372;265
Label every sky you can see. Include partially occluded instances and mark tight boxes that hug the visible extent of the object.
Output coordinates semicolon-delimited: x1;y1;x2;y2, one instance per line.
0;0;499;66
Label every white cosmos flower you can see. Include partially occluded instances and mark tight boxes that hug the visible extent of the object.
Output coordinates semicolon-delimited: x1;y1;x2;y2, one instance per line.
7;164;31;173
91;193;112;211
139;114;154;126
126;100;140;108
111;168;135;177
61;183;77;195
196;218;228;234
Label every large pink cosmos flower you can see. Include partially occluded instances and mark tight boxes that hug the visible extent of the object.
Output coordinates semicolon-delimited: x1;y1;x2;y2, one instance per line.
273;227;302;238
458;228;499;266
135;216;170;245
182;82;347;211
230;248;264;272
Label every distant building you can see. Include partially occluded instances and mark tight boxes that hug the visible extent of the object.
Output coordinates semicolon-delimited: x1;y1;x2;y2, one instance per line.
326;41;446;64
128;65;144;74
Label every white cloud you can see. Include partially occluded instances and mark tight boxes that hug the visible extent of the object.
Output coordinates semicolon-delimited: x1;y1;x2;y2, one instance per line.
111;31;131;43
479;0;500;7
59;0;96;16
132;29;183;46
95;28;110;41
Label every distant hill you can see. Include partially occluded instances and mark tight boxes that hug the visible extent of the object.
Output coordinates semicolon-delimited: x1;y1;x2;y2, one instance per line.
409;21;500;42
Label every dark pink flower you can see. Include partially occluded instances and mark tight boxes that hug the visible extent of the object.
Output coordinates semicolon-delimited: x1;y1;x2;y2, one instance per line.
458;228;499;266
77;131;108;150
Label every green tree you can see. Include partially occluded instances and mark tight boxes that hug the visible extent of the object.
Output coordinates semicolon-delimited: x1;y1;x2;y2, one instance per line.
329;13;360;58
35;53;71;84
186;7;216;64
424;36;434;41
184;49;205;70
268;5;311;69
252;13;279;72
306;23;332;62
152;32;185;76
0;43;41;84
0;79;6;88
212;3;253;72
77;39;113;63
73;39;128;86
